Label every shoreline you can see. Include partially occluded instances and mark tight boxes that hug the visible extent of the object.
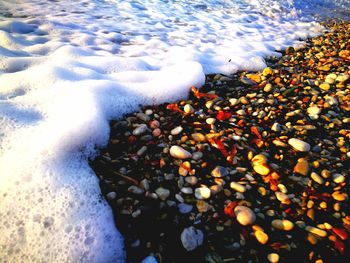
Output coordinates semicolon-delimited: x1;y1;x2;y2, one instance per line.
91;20;350;263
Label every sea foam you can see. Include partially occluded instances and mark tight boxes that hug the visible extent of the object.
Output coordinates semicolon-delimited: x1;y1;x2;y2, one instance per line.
0;0;346;262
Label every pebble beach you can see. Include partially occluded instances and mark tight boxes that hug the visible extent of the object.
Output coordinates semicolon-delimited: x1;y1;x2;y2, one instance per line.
91;20;350;263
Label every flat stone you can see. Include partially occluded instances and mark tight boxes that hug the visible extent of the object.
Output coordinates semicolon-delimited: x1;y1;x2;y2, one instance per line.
234;205;256;226
180;226;204;251
288;138;311;152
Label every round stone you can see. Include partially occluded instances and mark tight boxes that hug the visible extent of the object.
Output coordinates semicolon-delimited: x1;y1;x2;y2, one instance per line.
180;226;204;251
288;138;311;152
195;186;211;200
268;253;279;263
234;205;256;226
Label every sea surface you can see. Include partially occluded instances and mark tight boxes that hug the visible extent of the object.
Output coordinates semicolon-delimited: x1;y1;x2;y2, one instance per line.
0;0;349;262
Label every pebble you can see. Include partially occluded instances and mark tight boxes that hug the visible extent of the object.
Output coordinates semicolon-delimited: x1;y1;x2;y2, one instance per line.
211;166;228;178
133;124;148;136
333;173;345;184
310;172;324;184
136;112;150;122
319;83;330;91
307;106;321;119
184;104;195;114
332;191;348;202
263;83;273;92
293;158;310;176
305;226;327;237
178;203;193;214
191;133;206;142
255;230;269;244
170;146;192;159
271;122;281;132
192;151;203;161
180;226;204;251
234;206;256;226
275;192;290;204
288;138;311;152
229;98;239;106
106;192;117;200
271;219;294;231
155;187;170;200
128;185;145;194
267;253;279;263
195;186;211;200
230;182;246;193
206;118;216;125
196;200;210;213
171;126;183;135
181;187;193;194
152;128;161;137
185;176;198;185
251;154;270;176
262;67;274;76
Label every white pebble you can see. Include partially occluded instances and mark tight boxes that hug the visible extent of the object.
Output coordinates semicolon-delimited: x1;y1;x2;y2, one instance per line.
170;146;192;159
288;138;311;152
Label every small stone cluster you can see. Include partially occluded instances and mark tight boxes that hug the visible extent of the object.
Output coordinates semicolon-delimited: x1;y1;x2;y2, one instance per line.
91;21;350;262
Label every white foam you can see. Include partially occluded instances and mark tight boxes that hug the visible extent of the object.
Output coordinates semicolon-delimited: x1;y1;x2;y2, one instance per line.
0;0;346;262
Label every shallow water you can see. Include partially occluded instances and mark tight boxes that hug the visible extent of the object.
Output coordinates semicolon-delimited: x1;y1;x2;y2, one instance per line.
0;0;348;262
